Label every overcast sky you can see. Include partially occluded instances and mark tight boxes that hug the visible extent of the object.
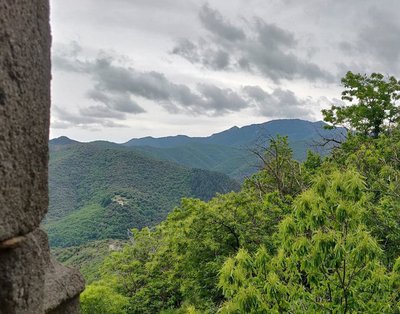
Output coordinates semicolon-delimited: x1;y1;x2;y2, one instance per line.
50;0;400;142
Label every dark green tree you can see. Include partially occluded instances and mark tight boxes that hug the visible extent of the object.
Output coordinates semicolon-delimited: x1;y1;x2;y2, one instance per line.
323;71;400;138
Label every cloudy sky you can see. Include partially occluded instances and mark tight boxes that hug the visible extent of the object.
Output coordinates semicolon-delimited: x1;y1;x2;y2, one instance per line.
50;0;400;142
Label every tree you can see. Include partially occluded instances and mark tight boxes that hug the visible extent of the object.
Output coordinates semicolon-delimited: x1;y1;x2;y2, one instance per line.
328;128;400;268
219;170;400;313
246;135;306;198
323;72;400;138
80;282;128;314
90;186;289;313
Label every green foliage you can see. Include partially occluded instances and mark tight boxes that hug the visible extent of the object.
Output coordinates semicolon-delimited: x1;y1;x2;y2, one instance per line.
51;239;124;283
323;71;400;137
219;170;399;313
81;281;129;314
46;142;239;247
134;143;255;181
327;129;400;268
87;185;289;313
244;135;307;198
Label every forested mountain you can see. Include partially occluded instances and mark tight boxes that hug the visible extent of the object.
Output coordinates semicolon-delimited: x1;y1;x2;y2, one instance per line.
124;119;344;179
45;141;240;248
124;119;336;148
51;119;344;181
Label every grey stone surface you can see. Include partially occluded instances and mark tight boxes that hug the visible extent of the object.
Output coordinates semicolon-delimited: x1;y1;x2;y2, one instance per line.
39;229;85;313
0;0;51;241
0;1;84;312
0;229;45;314
0;229;85;314
44;262;85;313
46;297;81;314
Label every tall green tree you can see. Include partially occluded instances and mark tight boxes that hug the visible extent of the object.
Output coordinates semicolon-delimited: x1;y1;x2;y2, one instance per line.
323;71;400;138
246;135;306;198
327;128;400;268
219;170;400;313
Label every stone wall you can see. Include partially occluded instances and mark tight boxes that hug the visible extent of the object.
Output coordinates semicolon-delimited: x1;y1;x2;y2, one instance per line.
0;1;84;313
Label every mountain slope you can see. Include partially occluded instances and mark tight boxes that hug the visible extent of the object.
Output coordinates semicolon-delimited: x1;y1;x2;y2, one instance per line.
123;119;345;179
132;142;256;179
46;142;240;248
125;119;343;148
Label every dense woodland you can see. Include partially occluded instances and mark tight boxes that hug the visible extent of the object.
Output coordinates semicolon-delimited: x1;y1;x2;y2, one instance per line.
46;143;239;248
77;72;400;313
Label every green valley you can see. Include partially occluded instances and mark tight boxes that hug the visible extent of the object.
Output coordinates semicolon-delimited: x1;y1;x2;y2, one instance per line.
46;141;240;248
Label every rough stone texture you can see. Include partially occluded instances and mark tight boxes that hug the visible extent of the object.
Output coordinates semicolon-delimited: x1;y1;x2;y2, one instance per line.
0;229;45;314
44;258;85;312
0;229;85;314
0;1;85;313
0;0;51;241
29;230;85;313
38;229;85;313
46;297;81;314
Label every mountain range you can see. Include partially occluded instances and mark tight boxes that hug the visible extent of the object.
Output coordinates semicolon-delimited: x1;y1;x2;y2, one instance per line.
47;118;344;279
124;119;344;179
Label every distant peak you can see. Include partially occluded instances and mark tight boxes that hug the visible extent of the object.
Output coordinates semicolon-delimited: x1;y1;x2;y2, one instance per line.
49;136;79;145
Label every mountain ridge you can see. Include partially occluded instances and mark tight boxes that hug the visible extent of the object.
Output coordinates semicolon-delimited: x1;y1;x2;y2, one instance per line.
50;119;345;180
50;119;335;147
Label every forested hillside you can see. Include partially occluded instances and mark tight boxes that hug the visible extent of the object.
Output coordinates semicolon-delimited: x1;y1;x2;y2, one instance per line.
124;119;340;149
125;119;344;180
79;72;400;313
46;142;240;248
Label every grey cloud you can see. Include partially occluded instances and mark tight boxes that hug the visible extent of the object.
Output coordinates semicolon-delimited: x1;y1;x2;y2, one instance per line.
52;41;89;73
52;55;88;73
243;85;314;119
338;41;354;54
172;39;231;70
244;40;332;82
52;106;127;129
199;4;245;42
173;5;333;83
197;84;248;114
335;62;371;80
171;39;200;63
211;50;230;69
87;89;145;114
337;7;400;75
358;9;400;68
50;121;71;130
53;47;249;116
255;19;296;50
79;105;127;119
91;59;175;101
